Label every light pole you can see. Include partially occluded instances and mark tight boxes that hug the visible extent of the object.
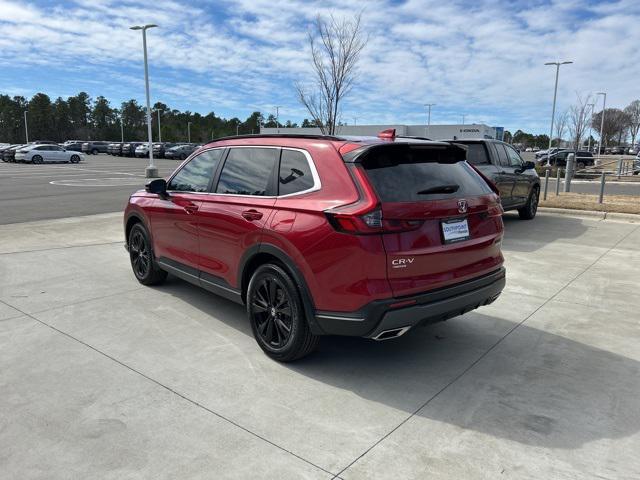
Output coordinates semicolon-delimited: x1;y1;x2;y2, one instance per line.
187;121;192;143
544;61;573;166
596;92;607;161
156;109;162;142
130;23;158;178
236;121;239;136
23;110;29;143
353;117;358;126
586;103;595;152
119;113;124;143
461;114;466;125
424;103;435;138
274;105;281;133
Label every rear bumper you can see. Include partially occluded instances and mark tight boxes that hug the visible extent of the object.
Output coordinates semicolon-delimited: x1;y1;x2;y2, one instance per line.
314;267;505;338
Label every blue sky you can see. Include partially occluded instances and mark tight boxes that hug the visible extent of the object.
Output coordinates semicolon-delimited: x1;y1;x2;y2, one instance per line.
0;0;639;133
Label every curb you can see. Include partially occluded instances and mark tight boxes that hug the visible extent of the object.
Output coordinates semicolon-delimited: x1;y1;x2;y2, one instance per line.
538;207;640;222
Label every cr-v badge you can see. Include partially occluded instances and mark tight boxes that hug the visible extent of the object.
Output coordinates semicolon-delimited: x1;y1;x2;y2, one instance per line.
392;258;415;268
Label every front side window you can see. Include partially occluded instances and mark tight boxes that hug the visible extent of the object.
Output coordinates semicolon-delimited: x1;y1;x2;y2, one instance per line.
168;149;223;192
216;148;278;196
504;145;523;167
278;150;314;195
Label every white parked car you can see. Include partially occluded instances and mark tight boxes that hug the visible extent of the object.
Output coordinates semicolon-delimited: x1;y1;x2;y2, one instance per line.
14;144;84;164
135;143;150;157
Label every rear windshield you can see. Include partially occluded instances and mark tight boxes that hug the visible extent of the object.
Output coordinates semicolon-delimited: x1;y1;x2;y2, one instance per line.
463;143;490;165
360;144;493;202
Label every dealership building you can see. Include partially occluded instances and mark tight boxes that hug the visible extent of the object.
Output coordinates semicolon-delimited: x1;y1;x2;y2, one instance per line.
261;124;504;141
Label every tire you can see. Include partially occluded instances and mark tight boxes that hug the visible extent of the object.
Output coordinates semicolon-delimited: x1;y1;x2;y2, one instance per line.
128;223;167;286
518;186;539;220
70;155;80;164
577;162;585;170
91;148;98;155
247;263;319;362
32;155;43;164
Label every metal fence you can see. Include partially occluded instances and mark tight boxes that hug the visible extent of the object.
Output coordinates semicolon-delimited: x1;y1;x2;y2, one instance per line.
542;153;639;204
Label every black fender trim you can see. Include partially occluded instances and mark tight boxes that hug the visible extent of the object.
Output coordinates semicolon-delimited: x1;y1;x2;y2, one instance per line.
238;244;325;335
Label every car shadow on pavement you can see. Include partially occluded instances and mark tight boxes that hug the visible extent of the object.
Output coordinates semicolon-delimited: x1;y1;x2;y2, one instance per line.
156;277;640;450
501;212;589;253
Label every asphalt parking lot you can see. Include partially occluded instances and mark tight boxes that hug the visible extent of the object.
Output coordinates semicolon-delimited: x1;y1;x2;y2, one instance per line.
1;210;639;479
0;154;178;225
1;153;638;227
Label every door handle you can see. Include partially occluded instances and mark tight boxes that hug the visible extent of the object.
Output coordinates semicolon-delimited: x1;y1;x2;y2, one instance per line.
242;209;263;221
183;203;199;214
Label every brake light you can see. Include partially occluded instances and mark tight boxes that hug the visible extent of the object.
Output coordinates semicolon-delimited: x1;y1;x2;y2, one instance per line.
325;166;423;234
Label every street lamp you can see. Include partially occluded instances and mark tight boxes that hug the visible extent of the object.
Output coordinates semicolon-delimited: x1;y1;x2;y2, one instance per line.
596;92;607;162
130;23;158;178
119;112;125;143
544;61;573;166
23;110;29;143
353;117;358;126
461;114;466;125
156;108;162;142
187;121;192;143
586;103;595;152
274;105;281;133
424;103;435;138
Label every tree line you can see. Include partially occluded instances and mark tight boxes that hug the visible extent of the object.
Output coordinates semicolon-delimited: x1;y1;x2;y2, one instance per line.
0;92;315;144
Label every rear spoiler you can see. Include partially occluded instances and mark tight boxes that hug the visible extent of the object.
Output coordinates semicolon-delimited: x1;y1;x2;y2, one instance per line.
341;142;467;163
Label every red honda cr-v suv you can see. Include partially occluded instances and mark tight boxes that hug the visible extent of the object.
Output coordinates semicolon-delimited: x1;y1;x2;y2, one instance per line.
124;131;505;361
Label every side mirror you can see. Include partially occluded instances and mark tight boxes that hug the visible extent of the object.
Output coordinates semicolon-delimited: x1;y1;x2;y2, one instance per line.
146;178;168;198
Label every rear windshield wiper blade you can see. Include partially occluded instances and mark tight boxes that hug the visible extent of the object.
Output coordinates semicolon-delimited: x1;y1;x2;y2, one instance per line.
416;184;459;195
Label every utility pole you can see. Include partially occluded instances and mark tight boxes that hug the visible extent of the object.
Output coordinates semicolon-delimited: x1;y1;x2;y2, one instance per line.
156;109;162;142
596;92;607;163
586;103;595;152
274;105;281;133
461;114;466;125
424;103;435;138
23;110;29;143
187;121;192;143
120;113;124;143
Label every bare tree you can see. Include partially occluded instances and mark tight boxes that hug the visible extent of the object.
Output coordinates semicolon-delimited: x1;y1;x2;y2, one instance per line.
592;108;631;147
567;95;592;153
554;110;568;146
296;14;367;135
624;100;640;147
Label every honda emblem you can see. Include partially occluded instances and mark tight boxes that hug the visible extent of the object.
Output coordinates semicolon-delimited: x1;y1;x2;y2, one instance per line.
457;199;468;214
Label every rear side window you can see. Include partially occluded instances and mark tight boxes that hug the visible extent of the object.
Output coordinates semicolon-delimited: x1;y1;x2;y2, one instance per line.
504;145;523;167
464;143;490;165
361;145;492;202
278;150;314;195
216;147;279;196
168;149;224;192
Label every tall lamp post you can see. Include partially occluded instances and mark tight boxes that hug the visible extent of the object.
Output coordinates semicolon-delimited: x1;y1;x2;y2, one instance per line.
119;113;125;143
23;110;29;143
187;121;192;143
586;102;595;152
130;23;158;178
156;109;162;142
424;103;435;138
596;92;607;162
461;114;466;125
544;61;573;166
274;105;281;133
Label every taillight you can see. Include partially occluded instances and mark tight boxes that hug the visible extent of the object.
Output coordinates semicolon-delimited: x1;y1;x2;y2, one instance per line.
325;166;423;235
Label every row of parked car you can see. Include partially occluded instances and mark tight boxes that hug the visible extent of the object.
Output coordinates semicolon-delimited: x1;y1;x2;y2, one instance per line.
0;141;85;163
105;142;201;159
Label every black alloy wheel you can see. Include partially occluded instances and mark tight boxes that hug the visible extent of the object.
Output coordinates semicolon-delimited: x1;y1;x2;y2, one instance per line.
128;223;167;285
251;275;294;349
70;155;80;163
247;264;318;361
32;155;43;164
518;186;539;220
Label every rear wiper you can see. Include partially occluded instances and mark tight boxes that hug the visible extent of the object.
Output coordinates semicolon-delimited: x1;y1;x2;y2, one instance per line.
416;184;459;195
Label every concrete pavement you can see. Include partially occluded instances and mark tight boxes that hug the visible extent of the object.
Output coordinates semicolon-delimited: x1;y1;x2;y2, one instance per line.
1;212;639;479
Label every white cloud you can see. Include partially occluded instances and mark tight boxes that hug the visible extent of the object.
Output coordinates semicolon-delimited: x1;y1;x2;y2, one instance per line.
0;0;638;132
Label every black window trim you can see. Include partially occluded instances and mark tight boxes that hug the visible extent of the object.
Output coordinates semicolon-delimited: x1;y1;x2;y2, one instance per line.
166;146;227;195
209;146;321;199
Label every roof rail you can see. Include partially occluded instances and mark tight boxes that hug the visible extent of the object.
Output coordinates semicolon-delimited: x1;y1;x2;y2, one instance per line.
205;133;347;144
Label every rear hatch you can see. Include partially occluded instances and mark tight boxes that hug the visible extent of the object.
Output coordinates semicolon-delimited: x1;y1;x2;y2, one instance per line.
356;143;504;298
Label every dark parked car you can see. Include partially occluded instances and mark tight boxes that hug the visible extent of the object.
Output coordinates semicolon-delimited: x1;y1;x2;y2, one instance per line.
2;144;26;162
152;142;181;158
449;139;540;219
81;141;110;154
107;143;124;155
63;141;85;152
164;144;200;160
539;150;595;168
124;131;506;361
120;142;142;157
